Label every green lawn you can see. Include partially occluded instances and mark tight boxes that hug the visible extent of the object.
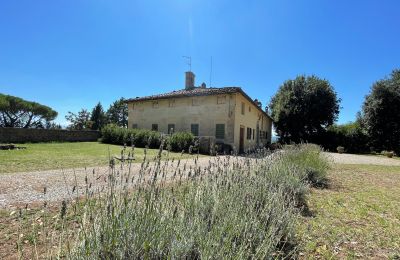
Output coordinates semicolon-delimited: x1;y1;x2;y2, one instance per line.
0;142;193;173
298;164;400;259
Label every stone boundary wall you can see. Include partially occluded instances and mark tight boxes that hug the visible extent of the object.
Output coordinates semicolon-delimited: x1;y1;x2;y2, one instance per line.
0;128;100;143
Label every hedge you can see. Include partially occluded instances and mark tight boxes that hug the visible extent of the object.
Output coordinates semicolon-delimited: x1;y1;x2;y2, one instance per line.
101;124;195;152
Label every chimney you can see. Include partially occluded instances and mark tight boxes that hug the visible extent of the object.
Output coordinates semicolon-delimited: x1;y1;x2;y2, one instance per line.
185;71;195;90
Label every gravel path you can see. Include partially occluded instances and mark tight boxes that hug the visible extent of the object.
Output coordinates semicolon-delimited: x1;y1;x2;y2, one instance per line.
1;152;398;209
324;152;400;166
0;155;249;209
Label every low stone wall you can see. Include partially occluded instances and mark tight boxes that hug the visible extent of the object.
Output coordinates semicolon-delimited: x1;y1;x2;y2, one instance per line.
0;128;100;143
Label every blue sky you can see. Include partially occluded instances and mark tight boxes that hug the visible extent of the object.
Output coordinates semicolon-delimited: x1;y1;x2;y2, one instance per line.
0;0;399;127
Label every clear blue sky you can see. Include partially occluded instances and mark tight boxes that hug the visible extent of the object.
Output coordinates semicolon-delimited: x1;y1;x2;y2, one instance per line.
1;0;399;127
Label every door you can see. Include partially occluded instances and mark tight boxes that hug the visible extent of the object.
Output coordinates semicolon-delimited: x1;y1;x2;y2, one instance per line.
239;126;245;154
256;122;260;147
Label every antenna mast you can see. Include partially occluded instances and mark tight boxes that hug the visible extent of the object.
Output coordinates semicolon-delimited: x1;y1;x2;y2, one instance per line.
209;56;213;88
182;56;192;71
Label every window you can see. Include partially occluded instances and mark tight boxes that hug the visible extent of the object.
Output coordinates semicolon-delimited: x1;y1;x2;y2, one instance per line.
241;102;245;115
217;95;226;104
248;106;251;112
152;101;159;108
152;124;158;131
252;129;255;140
191;124;199;136
215;124;225;139
192;98;200;106
131;103;135;110
265;131;268;139
132;124;138;129
168;124;175;134
246;127;252;140
169;99;175;107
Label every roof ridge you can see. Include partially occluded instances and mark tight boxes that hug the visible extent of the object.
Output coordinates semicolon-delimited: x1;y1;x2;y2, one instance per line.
126;86;241;102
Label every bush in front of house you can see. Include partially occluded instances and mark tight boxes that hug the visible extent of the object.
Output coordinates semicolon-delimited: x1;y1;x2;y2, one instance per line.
101;124;161;148
101;125;196;152
165;132;194;152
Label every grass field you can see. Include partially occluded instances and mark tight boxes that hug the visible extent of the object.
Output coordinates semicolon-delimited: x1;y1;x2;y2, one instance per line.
0;142;192;173
298;164;400;259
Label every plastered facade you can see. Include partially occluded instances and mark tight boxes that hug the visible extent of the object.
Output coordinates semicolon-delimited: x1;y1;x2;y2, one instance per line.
127;92;272;151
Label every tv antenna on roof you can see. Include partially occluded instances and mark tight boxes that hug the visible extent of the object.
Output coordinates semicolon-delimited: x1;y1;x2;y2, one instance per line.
209;56;213;88
182;56;192;71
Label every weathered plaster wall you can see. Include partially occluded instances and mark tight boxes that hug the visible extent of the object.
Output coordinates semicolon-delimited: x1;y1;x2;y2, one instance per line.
127;92;272;151
233;94;272;151
127;94;236;145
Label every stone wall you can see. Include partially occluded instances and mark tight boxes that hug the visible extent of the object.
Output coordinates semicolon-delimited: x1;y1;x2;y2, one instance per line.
0;128;100;143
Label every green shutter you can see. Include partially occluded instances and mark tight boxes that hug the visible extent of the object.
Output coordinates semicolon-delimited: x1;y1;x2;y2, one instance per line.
191;124;199;136
215;124;225;139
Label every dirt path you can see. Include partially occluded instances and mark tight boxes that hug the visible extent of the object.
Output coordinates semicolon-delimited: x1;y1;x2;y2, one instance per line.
324;152;400;166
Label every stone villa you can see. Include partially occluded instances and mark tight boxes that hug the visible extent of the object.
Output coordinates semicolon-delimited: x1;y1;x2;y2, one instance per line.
126;71;273;153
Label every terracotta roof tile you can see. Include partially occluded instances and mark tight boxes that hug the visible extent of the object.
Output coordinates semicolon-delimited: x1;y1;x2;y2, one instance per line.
125;87;241;102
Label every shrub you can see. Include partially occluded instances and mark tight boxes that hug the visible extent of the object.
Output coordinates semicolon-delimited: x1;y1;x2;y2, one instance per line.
101;124;161;148
310;122;369;154
382;151;394;158
337;146;345;154
166;132;194;152
64;143;328;258
283;144;330;188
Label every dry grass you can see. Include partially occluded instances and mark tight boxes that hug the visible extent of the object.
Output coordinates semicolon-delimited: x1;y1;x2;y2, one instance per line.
298;164;400;259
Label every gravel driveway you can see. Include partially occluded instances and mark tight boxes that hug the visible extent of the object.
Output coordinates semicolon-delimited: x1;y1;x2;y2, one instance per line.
0;155;250;209
1;152;399;209
324;152;400;166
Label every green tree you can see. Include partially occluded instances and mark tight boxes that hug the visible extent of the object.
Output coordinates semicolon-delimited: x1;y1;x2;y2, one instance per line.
269;75;340;143
362;69;400;154
90;102;106;130
45;121;62;129
310;118;369;154
65;109;92;130
106;97;128;127
0;93;58;128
